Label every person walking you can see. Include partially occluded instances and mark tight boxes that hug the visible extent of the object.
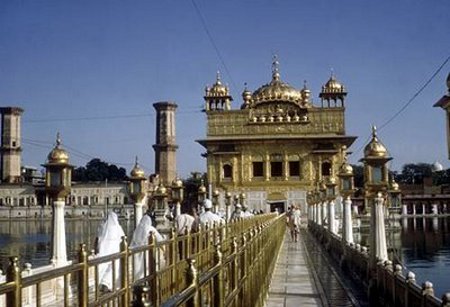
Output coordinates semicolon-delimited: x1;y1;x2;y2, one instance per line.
96;211;125;292
289;204;302;242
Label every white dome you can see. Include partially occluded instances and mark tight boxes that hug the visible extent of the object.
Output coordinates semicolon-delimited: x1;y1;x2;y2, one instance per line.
432;161;444;172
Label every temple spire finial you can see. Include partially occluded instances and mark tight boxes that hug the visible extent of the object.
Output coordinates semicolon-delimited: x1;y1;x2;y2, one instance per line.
272;54;280;81
372;125;378;138
56;132;61;147
216;70;222;84
135;155;139;166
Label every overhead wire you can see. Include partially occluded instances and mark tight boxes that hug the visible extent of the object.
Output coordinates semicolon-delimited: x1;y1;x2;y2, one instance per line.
190;0;238;91
352;54;450;157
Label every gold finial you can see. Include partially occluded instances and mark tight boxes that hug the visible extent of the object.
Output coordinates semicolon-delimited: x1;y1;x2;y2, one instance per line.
303;80;308;89
135;156;139;166
330;68;335;79
56;132;61;147
272;54;280;81
372;125;377;138
216;70;222;85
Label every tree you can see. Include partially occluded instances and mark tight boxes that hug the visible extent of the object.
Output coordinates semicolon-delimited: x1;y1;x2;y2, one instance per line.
72;158;128;182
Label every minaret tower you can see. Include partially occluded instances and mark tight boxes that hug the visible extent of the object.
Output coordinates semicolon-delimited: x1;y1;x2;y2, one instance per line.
153;101;178;185
0;107;24;183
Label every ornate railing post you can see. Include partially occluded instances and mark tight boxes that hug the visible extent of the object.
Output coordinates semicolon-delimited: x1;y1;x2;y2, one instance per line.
213;244;224;307
6;256;21;307
230;236;238;305
77;244;88;307
120;236;129;305
442;293;450;307
405;271;416;307
421;281;434;307
148;232;158;305
132;285;151;307
186;259;199;307
239;233;248;305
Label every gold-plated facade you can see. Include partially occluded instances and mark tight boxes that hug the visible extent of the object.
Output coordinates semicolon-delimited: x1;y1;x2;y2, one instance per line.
197;58;356;211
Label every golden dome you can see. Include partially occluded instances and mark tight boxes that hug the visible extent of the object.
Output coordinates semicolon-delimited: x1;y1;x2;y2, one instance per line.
205;71;230;97
172;176;183;188
340;162;353;175
198;180;207;193
326;176;337;186
390;179;399;191
251;56;303;106
155;183;167;195
322;73;345;92
47;133;69;164
130;156;145;179
364;126;388;157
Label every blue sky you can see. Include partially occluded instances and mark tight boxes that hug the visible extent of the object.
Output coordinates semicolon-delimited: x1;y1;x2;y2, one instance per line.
0;0;449;177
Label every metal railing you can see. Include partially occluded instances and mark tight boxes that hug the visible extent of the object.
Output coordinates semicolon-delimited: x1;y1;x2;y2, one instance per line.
0;213;285;307
308;221;450;307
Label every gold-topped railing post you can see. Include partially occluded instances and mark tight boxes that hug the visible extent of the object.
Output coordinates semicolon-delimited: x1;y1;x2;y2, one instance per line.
213;244;224;307
6;256;21;307
120;236;130;305
77;244;88;307
186;258;199;307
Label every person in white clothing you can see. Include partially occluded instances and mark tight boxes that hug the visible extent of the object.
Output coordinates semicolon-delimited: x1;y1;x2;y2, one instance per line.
288;204;302;242
199;199;225;227
230;203;243;220
241;204;254;218
130;215;165;280
96;211;125;292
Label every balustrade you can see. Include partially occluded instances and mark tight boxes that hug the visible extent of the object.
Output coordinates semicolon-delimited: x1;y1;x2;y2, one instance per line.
0;213;285;307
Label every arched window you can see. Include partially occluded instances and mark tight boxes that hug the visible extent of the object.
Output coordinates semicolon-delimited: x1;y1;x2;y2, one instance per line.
223;164;232;179
322;162;332;176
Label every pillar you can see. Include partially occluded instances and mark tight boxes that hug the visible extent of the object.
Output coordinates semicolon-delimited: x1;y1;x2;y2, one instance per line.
432;204;438;215
422;203;426;215
328;200;336;234
322;202;327;227
134;201;144;226
402;204;408;215
342;196;353;243
369;193;388;267
51;200;67;266
412;203;416;215
352;204;358;215
317;203;322;226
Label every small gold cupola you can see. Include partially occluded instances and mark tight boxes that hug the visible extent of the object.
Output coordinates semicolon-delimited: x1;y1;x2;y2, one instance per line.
47;132;70;164
204;71;233;111
364;126;388;158
130;156;145;179
319;71;347;108
241;82;252;109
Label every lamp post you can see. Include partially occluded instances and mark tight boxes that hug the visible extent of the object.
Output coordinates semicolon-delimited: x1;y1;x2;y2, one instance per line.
212;189;220;214
153;183;168;233
306;191;313;225
388;179;401;217
129;157;146;227
43;133;73;267
225;191;232;222
315;186;322;226
338;150;355;244
326;176;337;234
171;177;184;217
320;181;327;228
360;126;392;268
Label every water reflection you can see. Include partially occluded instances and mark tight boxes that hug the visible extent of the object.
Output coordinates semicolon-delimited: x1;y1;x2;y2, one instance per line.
0;218;134;269
357;216;450;298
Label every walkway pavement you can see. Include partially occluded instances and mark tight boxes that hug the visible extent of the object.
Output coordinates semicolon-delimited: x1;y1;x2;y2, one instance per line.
265;227;368;307
265;229;325;307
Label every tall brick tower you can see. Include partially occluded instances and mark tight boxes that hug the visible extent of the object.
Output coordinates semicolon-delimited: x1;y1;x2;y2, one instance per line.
153;101;178;185
0;107;24;183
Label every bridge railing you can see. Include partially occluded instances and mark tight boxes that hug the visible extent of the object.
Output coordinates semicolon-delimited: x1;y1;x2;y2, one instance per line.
309;221;450;307
0;212;285;307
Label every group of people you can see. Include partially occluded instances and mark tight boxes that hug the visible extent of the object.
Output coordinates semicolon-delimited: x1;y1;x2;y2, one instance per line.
95;211;165;292
95;198;239;292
